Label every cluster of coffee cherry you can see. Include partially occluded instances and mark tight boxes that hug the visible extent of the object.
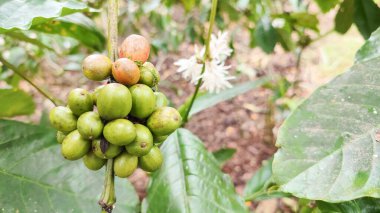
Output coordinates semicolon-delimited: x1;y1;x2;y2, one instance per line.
49;34;181;177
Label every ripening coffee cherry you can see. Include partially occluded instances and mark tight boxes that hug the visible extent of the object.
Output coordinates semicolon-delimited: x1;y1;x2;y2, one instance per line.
138;62;160;87
97;83;132;120
147;107;182;136
129;84;156;119
154;92;168;110
154;135;168;145
49;106;77;133
112;58;140;86
83;152;106;171
61;130;91;160
119;34;150;62
56;131;67;144
114;152;138;178
103;119;136;146
139;146;163;172
91;85;104;105
92;139;122;159
77;111;104;140
125;124;153;156
68;88;93;116
82;54;112;81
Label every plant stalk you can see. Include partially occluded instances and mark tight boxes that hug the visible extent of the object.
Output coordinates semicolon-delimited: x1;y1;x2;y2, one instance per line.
182;0;218;124
98;159;116;213
0;54;62;106
98;0;118;212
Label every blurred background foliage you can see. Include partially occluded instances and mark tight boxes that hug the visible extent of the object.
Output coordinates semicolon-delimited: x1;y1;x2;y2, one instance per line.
2;0;380;118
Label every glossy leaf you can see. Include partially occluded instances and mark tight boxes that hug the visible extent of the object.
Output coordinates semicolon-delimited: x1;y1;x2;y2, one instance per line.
0;120;139;212
254;16;278;53
314;0;340;13
335;0;354;34
354;0;380;39
32;13;105;51
178;78;268;119
0;0;88;32
273;56;380;202
142;128;248;213
355;27;380;63
0;89;35;117
212;148;236;166
244;157;289;201
317;197;380;212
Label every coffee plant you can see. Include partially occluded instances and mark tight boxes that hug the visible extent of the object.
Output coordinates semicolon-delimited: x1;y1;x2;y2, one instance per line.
2;0;380;212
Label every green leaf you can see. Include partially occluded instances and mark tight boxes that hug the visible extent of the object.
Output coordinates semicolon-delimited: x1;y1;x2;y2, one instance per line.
0;0;89;32
273;56;380;202
32;13;105;51
275;23;295;51
335;0;354;34
254;16;278;53
0;89;35;117
354;0;380;39
212;148;236;166
314;0;341;13
355;27;380;63
243;157;290;201
290;12;319;32
180;0;196;12
178;78;268;119
317;197;380;212
142;129;248;213
0;120;139;212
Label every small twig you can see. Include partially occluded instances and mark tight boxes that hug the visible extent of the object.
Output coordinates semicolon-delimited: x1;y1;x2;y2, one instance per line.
182;0;218;124
0;54;62;106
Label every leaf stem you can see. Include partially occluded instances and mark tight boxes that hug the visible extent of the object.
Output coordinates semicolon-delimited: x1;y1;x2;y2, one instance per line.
182;0;218;124
98;0;118;212
0;54;62;106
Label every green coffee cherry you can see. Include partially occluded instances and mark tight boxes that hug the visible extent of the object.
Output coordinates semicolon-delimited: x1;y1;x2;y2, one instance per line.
139;146;163;172
49;106;77;133
77;111;104;140
97;83;132;120
91;85;104;105
154;92;168;110
103;119;136;146
82;54;112;81
125;124;153;156
92;139;122;159
114;152;138;178
61;130;90;160
138;62;160;87
129;84;156;119
56;131;67;144
83;152;106;170
68;88;93;116
154;135;168;145
147;107;182;136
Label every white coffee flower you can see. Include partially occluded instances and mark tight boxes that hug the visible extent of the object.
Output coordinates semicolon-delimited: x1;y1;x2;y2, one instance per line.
209;31;233;62
174;31;234;93
174;56;203;84
200;60;234;93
